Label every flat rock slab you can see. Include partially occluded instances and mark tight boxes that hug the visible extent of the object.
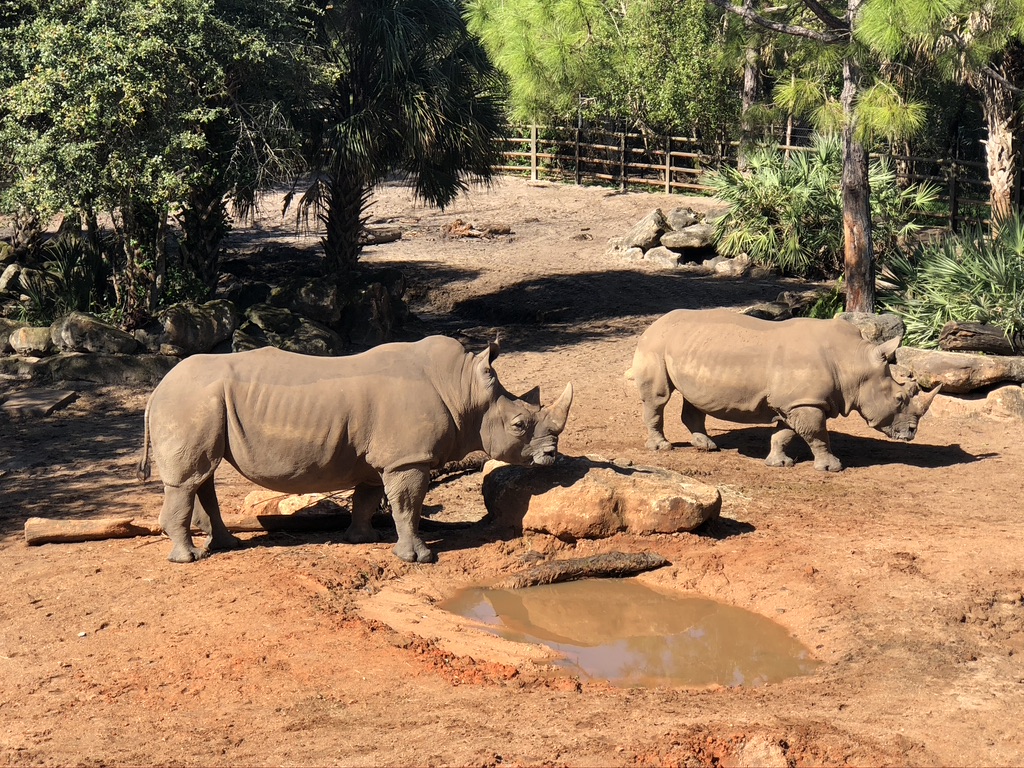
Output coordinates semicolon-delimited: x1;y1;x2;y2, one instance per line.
2;389;77;417
482;455;721;540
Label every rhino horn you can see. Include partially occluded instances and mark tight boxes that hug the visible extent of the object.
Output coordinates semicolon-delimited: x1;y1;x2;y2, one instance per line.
874;336;902;364
915;383;942;414
544;383;574;434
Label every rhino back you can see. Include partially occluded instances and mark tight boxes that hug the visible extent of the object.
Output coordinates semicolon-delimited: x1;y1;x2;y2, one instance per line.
148;339;476;490
649;310;865;420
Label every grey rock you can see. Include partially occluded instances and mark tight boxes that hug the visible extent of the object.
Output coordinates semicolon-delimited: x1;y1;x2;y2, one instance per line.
0;317;26;353
143;300;240;356
9;326;55;356
895;346;1024;394
482;455;721;540
712;254;752;277
606;244;645;262
0;263;20;293
270;279;342;326
52;312;139;354
643;246;681;269
838;312;905;343
665;207;700;231
660;222;715;251
233;304;345;356
0;353;179;386
622;209;668;251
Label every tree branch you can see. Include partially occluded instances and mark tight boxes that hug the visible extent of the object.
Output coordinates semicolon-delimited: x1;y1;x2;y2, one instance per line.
800;0;849;33
706;0;848;43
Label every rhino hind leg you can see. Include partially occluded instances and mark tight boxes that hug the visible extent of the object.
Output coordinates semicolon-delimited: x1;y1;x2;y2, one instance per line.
195;478;242;552
344;484;384;545
766;426;796;467
680;402;718;452
634;367;674;451
785;406;842;472
382;465;435;563
159;484;207;563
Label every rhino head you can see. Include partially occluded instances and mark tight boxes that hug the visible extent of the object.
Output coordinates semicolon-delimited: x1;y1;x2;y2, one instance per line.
862;336;941;441
472;342;574;466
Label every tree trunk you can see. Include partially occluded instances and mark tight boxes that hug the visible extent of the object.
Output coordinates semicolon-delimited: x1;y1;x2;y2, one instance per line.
738;0;762;171
322;175;369;280
976;42;1024;231
840;36;874;314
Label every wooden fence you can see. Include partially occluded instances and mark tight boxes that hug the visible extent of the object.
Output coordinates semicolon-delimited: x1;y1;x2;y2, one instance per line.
497;125;996;230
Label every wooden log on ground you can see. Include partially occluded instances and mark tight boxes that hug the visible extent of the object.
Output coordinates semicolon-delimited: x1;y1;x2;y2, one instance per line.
939;321;1021;355
24;513;348;546
490;551;670;590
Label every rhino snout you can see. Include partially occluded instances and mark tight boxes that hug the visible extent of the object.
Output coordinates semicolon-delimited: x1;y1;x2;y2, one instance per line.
881;422;917;441
531;446;558;466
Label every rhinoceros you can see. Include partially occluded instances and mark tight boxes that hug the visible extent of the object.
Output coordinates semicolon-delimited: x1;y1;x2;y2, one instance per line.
629;309;940;471
137;336;573;563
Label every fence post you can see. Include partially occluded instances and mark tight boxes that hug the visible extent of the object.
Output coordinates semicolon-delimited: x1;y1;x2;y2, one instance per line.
948;160;959;233
664;135;672;194
619;130;626;192
530;124;539;182
575;127;581;186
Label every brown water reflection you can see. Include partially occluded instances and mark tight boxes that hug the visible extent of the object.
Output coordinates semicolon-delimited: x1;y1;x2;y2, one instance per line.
440;578;820;688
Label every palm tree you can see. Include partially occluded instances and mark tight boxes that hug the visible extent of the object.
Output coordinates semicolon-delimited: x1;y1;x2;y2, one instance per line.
299;0;505;280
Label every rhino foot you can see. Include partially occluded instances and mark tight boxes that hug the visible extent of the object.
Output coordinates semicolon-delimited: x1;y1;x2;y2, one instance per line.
206;532;243;552
168;543;207;563
813;455;843;472
646;437;673;451
393;540;436;564
691;435;718;452
765;453;794;468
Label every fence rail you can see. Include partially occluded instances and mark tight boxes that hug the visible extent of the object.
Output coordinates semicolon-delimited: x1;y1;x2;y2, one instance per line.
498;125;997;230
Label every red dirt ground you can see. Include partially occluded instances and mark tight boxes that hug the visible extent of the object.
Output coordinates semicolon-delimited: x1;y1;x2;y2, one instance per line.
1;177;1022;766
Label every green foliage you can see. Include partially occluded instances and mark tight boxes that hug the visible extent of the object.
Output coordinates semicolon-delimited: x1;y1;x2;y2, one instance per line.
881;214;1024;347
706;133;939;278
18;235;106;325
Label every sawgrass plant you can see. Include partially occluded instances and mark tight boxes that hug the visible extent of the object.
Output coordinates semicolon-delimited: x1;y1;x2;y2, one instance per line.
880;214;1024;348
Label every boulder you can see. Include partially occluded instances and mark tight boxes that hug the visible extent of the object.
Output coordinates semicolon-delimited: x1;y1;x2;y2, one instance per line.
0;242;15;265
0;317;26;352
712;254;752;277
219;278;272;311
666;207;700;231
660;222;715;251
242;490;349;517
606;244;645;262
270;279;342;326
232;303;345;356
9;326;55;356
895;346;1024;394
928;384;1024;421
52;312;139;354
482;455;721;541
837;311;905;343
621;209;668;251
742;301;793;321
0;263;20;294
138;299;240;356
642;246;681;269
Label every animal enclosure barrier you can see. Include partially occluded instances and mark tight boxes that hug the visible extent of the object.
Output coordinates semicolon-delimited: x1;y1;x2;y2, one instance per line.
498;125;997;230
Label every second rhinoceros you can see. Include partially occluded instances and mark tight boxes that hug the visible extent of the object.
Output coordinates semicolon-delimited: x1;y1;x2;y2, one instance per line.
629;309;939;471
138;336;573;563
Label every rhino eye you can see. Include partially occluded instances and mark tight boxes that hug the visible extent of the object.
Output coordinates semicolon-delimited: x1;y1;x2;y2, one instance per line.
510;417;527;435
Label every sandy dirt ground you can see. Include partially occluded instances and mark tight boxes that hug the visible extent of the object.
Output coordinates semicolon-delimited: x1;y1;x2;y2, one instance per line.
1;176;1022;767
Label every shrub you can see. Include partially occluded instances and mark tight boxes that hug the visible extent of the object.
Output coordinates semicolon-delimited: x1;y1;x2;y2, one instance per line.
706;133;938;278
19;235;107;326
880;215;1024;348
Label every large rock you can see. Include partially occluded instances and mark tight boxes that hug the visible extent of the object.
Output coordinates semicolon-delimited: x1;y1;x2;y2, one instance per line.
660;222;715;252
0;317;26;352
270;279;342;327
621;209;668;251
928;384;1024;421
0;352;178;385
895;346;1024;394
232;303;345;356
52;312;139;354
665;207;700;231
0;263;20;294
9;326;55;356
837;312;905;343
139;299;240;356
642;246;681;269
482;455;721;540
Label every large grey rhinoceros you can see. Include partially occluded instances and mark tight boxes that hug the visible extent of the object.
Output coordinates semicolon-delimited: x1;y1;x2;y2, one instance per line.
629;309;940;471
137;336;573;563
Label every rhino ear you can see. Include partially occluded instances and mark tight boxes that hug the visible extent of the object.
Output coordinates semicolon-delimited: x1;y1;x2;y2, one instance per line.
873;336;902;364
518;386;541;405
543;383;574;434
474;343;500;385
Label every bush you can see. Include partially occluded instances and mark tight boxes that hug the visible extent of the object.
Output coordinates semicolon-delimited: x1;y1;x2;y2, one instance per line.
19;235;108;326
880;215;1024;348
706;133;938;278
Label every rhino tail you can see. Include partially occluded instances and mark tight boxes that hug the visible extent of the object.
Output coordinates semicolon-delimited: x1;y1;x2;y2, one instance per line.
136;397;152;482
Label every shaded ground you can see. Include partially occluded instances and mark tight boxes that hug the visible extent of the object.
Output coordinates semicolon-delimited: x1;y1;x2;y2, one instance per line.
1;177;1022;767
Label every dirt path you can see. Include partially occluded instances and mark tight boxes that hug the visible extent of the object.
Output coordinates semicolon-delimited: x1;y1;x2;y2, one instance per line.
1;177;1022;766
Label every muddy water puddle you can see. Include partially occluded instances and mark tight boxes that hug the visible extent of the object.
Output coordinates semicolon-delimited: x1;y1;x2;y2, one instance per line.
440;578;820;688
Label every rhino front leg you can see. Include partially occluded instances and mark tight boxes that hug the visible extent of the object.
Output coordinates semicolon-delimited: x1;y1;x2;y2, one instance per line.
159;484;206;563
785;406;842;472
344;484;385;544
681;402;718;452
766;425;796;467
382;465;435;563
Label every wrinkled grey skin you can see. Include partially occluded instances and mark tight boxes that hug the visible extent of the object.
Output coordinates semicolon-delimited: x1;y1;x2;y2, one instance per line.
629;309;940;472
138;336;573;563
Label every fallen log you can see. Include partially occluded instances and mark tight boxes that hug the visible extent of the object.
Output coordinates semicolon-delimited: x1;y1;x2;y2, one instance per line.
23;513;349;546
490;551;670;590
939;321;1022;355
